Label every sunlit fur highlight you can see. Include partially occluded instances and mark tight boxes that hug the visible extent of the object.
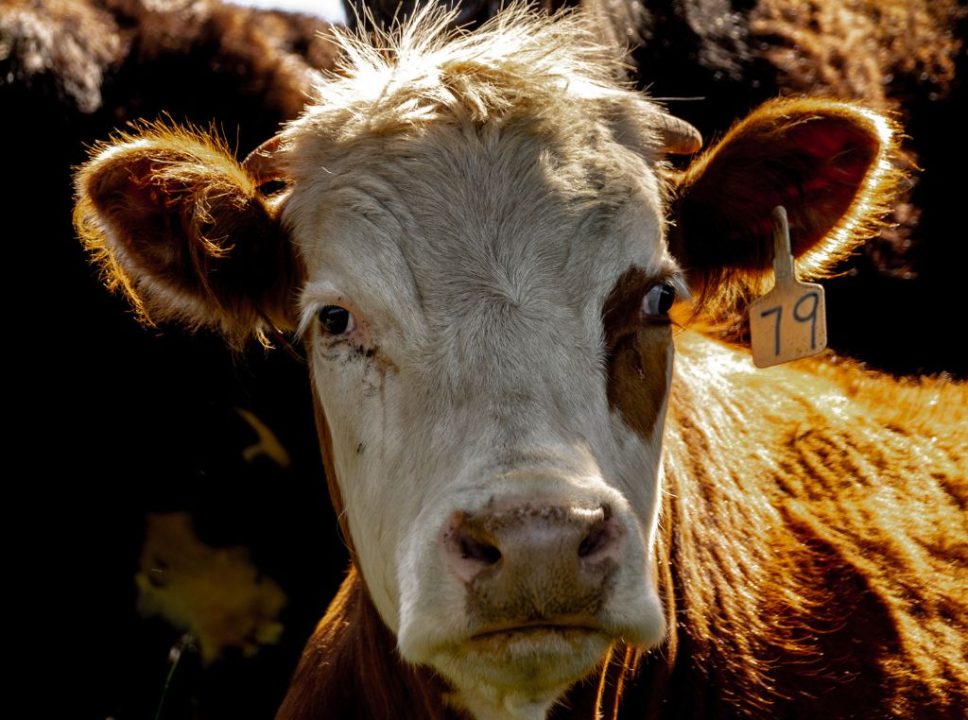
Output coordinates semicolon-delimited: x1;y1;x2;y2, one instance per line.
276;3;674;171
638;332;968;717
670;98;903;322
321;4;629;124
76;124;238;315
74;123;294;346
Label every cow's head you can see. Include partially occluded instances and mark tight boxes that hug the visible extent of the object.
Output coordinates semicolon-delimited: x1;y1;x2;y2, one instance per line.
74;8;895;719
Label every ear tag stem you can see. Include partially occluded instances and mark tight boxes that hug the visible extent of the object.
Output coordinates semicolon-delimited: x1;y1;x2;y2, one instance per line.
750;206;828;368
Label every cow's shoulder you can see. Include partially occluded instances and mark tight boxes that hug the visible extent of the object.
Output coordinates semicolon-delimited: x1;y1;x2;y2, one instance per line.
656;331;968;719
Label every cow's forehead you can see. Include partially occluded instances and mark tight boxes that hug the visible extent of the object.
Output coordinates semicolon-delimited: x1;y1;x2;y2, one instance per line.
278;9;681;353
286;114;674;341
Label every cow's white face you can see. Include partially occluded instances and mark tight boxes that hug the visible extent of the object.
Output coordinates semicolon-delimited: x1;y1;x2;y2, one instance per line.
282;104;680;718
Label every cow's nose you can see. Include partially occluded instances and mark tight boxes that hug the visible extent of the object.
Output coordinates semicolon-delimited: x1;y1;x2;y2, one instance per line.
441;503;623;620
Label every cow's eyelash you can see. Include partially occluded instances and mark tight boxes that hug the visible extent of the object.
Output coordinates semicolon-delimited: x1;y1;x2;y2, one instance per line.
665;273;692;304
296;305;320;340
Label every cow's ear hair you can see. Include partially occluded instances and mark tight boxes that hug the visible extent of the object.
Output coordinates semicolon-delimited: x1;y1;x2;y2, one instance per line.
74;125;298;346
668;98;900;308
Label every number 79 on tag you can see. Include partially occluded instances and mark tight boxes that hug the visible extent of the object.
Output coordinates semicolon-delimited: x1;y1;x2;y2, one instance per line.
749;207;827;368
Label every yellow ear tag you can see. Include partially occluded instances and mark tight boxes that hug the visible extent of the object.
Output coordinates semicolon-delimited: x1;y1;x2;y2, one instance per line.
750;206;827;368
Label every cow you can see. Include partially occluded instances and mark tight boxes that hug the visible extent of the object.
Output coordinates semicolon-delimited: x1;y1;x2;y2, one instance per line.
73;6;967;720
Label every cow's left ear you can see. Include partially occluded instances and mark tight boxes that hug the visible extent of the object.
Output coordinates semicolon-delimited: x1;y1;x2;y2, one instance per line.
74;125;297;346
668;98;900;302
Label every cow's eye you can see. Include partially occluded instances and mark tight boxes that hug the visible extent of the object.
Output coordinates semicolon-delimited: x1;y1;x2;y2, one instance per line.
642;283;676;319
317;306;354;336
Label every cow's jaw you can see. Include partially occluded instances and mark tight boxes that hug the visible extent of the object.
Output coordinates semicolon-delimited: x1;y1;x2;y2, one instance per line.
446;661;598;720
427;612;644;720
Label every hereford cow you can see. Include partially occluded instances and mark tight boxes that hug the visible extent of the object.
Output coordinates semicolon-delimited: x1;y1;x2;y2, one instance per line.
73;7;967;720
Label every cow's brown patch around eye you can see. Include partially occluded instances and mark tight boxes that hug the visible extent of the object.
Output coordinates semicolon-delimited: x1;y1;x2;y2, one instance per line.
603;268;673;440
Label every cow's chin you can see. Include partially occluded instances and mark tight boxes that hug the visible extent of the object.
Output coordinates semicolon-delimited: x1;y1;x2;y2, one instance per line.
428;627;612;720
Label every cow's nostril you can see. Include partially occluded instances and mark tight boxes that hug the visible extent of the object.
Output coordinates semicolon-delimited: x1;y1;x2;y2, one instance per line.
577;507;618;561
459;532;502;566
443;502;621;586
443;514;506;582
578;523;608;558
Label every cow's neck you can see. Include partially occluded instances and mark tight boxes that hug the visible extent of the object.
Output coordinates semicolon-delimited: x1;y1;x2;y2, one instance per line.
649;333;910;719
276;565;457;720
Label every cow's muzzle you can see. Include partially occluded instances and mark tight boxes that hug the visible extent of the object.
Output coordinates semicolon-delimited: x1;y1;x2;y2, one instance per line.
441;501;623;630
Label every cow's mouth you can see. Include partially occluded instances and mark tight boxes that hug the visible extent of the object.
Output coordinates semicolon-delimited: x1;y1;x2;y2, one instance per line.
468;621;610;660
471;620;602;641
446;620;613;692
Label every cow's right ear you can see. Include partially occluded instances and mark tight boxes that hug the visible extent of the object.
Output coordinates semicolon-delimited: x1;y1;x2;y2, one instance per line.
74;126;297;346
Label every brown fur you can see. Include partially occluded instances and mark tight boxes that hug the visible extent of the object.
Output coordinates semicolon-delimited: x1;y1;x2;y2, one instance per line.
749;0;963;109
640;335;968;719
1;0;338;119
0;0;124;113
741;0;965;318
276;566;454;720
